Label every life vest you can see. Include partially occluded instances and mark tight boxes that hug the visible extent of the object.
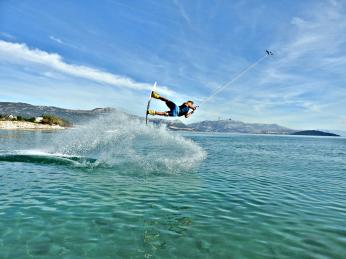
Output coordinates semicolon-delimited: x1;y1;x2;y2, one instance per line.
178;104;190;117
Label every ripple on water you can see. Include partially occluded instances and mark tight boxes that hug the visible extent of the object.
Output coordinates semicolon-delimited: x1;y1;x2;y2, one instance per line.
1;133;346;258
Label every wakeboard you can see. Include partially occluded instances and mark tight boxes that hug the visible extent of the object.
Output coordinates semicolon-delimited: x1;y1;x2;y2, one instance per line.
145;81;157;125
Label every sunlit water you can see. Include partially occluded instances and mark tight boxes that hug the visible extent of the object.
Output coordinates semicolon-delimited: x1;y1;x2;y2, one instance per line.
0;116;345;258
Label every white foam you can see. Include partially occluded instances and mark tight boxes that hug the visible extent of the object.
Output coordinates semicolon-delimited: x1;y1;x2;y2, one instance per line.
47;112;206;171
15;149;78;158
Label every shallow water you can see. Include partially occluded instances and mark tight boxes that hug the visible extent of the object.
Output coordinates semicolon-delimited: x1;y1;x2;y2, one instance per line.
1;124;346;258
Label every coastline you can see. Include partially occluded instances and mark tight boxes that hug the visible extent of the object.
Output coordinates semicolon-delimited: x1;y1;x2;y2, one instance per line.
0;121;66;130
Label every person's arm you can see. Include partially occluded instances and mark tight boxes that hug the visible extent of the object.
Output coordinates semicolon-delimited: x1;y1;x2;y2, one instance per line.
185;112;192;118
185;105;197;118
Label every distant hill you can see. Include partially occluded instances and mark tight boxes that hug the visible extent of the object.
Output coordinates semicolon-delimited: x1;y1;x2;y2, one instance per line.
0;102;113;124
1;102;341;136
0;102;294;134
291;130;340;137
187;119;294;134
149;118;195;131
319;129;346;137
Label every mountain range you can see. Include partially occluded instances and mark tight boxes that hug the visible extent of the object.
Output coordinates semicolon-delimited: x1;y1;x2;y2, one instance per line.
0;102;342;135
0;102;113;124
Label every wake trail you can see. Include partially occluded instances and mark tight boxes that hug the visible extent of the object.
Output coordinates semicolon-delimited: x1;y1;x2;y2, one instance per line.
45;111;206;172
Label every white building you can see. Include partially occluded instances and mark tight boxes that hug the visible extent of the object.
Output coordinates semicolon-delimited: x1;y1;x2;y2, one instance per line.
35;117;43;123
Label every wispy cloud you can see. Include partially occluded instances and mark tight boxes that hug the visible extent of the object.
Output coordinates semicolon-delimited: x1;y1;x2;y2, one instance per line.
272;1;346;66
49;35;79;49
49;35;64;44
0;40;176;96
0;32;15;39
173;0;191;25
1;0;346;129
215;1;346;128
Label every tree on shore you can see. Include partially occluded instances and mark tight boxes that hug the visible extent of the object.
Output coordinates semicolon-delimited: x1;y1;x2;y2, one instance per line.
0;114;70;127
41;114;71;127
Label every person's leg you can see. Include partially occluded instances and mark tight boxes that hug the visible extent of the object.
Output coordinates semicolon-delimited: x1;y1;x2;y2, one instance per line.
157;96;170;102
152;92;171;104
164;100;177;111
155;111;169;116
147;110;169;116
150;92;176;116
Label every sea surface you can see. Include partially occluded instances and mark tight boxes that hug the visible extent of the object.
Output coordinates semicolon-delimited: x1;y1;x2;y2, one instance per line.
0;114;345;258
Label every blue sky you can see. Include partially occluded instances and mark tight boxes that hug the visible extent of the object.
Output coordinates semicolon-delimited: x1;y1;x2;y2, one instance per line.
0;0;346;130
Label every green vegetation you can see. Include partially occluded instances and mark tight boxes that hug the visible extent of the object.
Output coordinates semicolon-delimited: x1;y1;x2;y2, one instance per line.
41;114;70;127
14;116;36;122
0;114;70;127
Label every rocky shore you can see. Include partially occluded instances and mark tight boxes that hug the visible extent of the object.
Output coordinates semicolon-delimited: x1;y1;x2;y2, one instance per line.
0;121;65;130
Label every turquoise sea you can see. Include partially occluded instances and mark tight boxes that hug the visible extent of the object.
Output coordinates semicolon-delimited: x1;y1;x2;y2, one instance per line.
0;113;345;258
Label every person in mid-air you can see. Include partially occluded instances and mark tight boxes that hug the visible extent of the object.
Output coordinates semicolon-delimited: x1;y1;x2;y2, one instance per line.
147;91;197;118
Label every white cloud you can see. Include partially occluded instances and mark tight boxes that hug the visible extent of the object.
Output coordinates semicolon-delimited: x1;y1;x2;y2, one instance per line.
254;1;346;109
280;3;346;62
213;0;346;129
0;40;176;96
